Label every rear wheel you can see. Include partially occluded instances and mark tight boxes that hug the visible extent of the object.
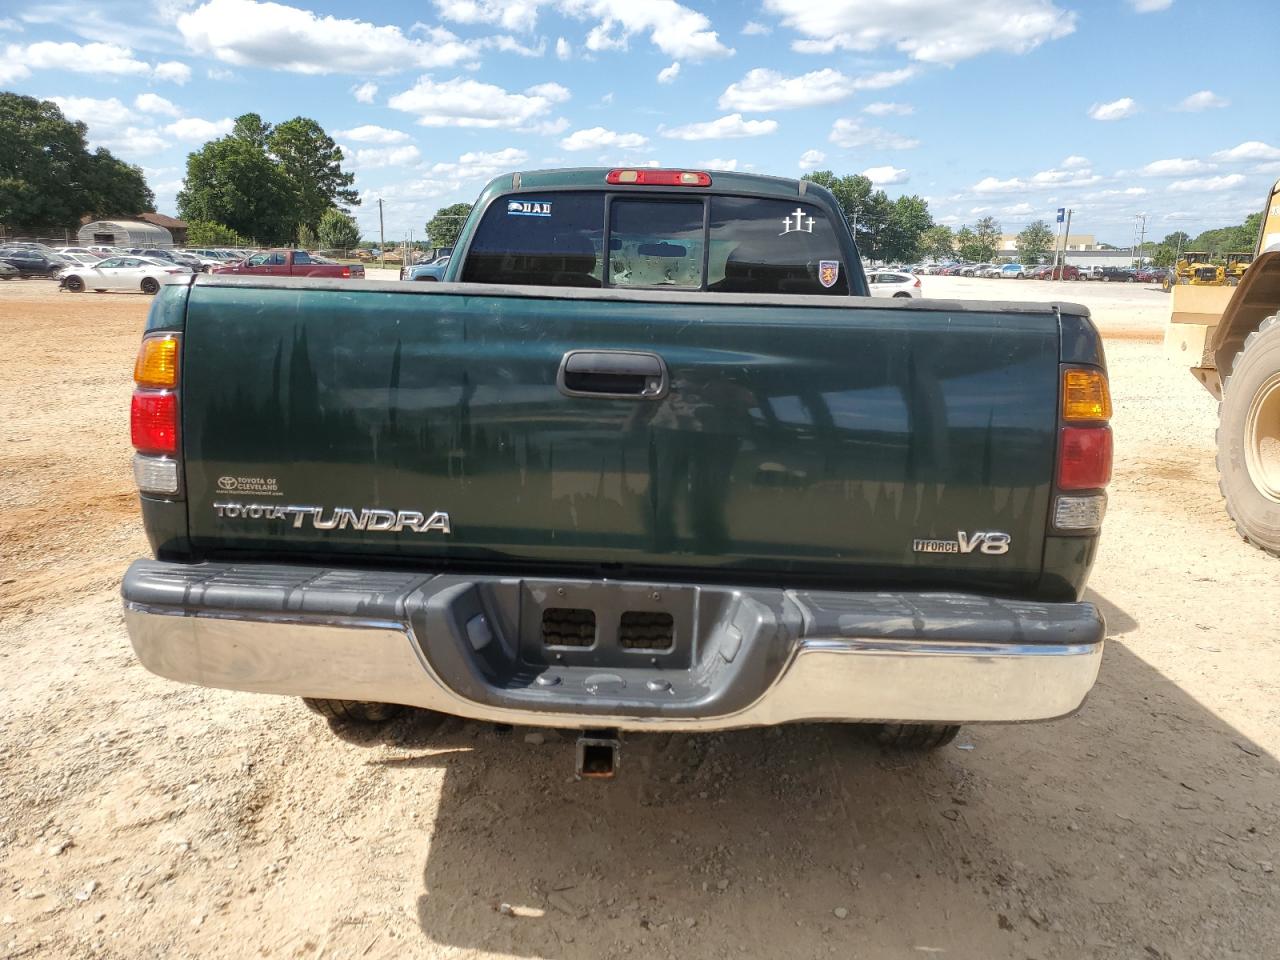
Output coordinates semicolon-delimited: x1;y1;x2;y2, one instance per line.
302;698;404;723
892;291;911;298
64;275;85;292
140;276;159;295
863;723;961;750
1218;314;1280;557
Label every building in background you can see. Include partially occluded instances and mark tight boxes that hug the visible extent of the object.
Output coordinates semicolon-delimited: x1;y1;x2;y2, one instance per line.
78;218;176;248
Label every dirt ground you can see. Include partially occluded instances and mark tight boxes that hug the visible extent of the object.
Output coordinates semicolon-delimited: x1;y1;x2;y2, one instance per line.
1;275;1277;960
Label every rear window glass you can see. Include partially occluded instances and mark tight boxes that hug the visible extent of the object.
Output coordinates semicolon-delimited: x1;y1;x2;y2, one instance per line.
607;199;704;288
707;197;848;295
292;251;311;264
461;192;603;287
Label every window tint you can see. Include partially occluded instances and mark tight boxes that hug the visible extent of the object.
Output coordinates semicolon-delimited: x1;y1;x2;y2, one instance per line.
266;253;286;266
707;197;849;295
292;251;311;264
98;258;122;268
607;199;704;288
461;192;602;287
248;254;268;266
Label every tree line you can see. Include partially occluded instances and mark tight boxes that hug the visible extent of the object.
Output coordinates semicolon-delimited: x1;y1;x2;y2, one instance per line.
177;113;360;247
0;92;155;234
1137;212;1263;266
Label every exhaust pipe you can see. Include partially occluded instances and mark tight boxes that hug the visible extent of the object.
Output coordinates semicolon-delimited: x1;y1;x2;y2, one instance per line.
575;729;620;780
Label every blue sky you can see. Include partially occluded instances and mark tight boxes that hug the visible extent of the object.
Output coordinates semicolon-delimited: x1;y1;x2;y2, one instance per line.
3;0;1278;245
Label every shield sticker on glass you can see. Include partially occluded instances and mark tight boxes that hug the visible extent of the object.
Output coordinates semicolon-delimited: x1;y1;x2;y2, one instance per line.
819;260;840;288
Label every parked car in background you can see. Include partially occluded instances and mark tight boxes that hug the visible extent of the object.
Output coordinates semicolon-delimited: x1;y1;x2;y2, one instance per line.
1034;264;1081;280
962;263;993;277
55;246;104;260
866;270;922;298
999;263;1027;278
0;261;19;280
1133;266;1166;284
0;248;66;277
213;249;365;279
58;255;188;294
1097;266;1135;282
980;265;1004;278
59;252;106;268
402;255;451;281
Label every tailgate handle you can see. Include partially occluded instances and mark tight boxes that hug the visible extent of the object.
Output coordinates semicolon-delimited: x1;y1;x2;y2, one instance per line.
558;350;669;399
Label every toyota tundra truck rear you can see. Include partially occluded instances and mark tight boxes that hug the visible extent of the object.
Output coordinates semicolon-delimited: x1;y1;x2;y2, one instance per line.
122;168;1110;771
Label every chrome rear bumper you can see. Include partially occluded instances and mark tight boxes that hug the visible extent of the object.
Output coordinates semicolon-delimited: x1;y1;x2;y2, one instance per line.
123;561;1104;732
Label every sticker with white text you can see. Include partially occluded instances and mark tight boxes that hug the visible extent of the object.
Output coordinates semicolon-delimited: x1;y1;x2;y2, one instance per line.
507;199;552;217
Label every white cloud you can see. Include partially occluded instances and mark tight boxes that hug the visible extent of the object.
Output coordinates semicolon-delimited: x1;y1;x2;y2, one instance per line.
851;67;917;90
100;127;171;155
660;114;778;140
51;96;135;127
0;17;21;31
153;61;191;84
482;34;546;56
433;0;544;32
352;81;378;103
798;148;826;169
1167;174;1246;193
1002;202;1034;216
765;0;1075;64
165;116;234;140
1211;141;1280;162
389;76;568;128
436;0;732;60
971;164;1100;194
178;0;482;74
742;20;770;35
1088;97;1138;120
208;66;237;81
560;127;649;151
425;146;530;180
720;68;849;112
5;38;187;83
336;124;411;143
700;158;738;171
863;101;913;116
1140;158;1215;177
1061;155;1090;169
863;165;908;185
134;93;182;117
350;145;422;168
1128;0;1172;10
657;61;680;84
555;36;570;59
1175;90;1228;112
828;118;919;150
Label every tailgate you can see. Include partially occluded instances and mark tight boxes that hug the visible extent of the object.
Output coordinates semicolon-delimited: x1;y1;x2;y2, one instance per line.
182;284;1061;590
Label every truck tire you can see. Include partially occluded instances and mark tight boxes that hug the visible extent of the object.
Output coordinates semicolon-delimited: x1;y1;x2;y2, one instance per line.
302;698;404;723
863;723;961;749
1218;314;1280;557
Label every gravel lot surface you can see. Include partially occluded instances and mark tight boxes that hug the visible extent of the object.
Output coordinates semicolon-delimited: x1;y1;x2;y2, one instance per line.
1;275;1277;960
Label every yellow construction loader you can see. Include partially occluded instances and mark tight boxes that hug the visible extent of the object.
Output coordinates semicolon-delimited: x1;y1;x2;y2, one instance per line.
1225;252;1254;286
1163;251;1222;290
1165;178;1280;556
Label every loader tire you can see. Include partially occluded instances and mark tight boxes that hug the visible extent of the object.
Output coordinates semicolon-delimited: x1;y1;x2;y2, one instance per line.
1218;314;1280;557
302;698;404;723
863;723;961;750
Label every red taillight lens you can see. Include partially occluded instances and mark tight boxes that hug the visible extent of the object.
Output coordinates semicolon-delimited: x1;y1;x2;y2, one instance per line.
1058;425;1112;490
914;277;921;287
131;390;178;455
342;266;351;278
605;169;712;187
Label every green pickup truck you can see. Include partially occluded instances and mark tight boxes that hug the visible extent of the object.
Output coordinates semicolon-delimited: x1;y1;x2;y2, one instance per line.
123;167;1112;775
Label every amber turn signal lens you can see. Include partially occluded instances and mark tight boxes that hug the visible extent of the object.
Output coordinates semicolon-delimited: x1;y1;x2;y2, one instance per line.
134;335;179;388
1062;368;1111;421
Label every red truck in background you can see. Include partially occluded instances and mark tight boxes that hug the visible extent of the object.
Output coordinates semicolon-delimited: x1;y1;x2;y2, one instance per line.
213;249;364;279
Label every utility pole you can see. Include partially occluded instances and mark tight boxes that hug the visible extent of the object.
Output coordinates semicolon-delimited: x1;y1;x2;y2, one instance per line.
1061;209;1073;271
1135;213;1148;266
378;198;386;271
1053;208;1065;272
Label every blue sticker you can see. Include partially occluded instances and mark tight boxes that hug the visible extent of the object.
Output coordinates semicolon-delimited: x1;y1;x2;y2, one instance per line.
507;199;552;217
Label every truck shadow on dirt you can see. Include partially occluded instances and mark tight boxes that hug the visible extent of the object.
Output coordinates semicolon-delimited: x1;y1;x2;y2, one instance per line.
358;592;1276;959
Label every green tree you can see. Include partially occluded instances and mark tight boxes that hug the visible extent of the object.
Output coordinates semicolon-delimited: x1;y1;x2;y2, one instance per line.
268;117;359;235
317;208;360;249
1150;244;1177;268
880;194;933;263
920;225;954;261
177;135;294;241
0;92;154;232
954;225;983;262
297;223;318;250
1015;219;1054;265
186;220;246;246
426;202;473;249
972;216;1001;261
232;113;272;149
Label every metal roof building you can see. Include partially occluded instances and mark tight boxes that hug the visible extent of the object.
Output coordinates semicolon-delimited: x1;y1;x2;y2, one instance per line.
78;219;175;248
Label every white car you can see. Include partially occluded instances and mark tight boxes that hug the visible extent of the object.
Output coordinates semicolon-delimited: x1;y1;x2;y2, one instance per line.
55;246;103;259
867;270;922;298
59;252;105;267
58;255;189;294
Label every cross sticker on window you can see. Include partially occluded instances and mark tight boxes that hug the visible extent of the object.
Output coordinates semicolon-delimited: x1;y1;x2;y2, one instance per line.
779;207;815;236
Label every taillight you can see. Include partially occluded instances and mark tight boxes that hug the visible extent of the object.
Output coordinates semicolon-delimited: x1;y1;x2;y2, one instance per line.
606;169;712;187
1054;366;1112;531
132;333;181;493
913;277;921;288
1058;425;1113;490
342;266;351;278
131;390;178;455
